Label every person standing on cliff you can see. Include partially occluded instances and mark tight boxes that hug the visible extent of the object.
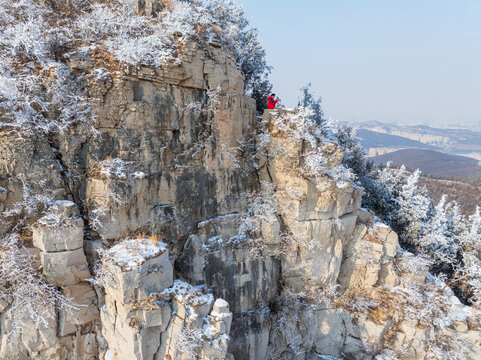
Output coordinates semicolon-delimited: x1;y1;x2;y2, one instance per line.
267;93;279;110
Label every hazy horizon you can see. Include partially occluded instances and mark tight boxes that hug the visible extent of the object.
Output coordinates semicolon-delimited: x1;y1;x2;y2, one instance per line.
241;0;481;129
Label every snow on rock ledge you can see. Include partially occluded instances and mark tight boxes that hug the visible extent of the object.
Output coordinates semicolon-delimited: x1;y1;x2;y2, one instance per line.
98;237;173;303
33;200;85;252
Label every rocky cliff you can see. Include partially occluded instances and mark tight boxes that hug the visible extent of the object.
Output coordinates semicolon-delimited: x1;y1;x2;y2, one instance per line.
0;1;480;360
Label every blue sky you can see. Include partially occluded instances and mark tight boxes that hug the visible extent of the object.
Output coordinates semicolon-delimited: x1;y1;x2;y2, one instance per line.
240;0;481;128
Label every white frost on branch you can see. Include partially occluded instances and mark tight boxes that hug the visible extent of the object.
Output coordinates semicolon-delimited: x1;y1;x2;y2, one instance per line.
0;233;77;339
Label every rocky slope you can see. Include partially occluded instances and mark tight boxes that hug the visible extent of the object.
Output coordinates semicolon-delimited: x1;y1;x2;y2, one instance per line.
1;2;480;360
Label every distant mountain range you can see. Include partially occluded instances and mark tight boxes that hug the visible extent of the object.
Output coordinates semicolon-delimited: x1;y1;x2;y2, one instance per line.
356;121;481;159
354;121;481;179
371;149;481;178
357;129;434;152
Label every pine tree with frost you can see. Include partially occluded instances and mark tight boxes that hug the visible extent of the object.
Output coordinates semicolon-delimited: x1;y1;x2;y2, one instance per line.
362;163;406;230
459;252;481;306
447;202;467;245
456;207;481;305
397;169;433;242
462;206;481;251
420;196;458;264
298;83;325;127
336;124;373;180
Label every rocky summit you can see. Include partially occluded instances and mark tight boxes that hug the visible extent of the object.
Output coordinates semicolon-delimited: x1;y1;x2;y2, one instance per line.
0;1;480;360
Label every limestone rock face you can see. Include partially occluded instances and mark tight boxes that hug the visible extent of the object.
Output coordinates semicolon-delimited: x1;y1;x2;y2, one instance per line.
33;203;90;286
1;22;481;360
59;284;99;336
257;111;363;293
40;248;90;286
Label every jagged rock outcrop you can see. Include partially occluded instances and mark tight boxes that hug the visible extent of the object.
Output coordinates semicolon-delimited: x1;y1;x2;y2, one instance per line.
1;4;480;360
97;238;232;360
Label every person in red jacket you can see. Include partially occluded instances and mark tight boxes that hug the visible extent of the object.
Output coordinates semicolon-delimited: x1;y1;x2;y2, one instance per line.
267;93;278;110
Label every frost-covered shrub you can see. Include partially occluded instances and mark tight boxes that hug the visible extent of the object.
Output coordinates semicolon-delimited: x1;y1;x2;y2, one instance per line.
44;64;94;134
176;325;204;360
392;253;471;329
74;2;178;67
425;334;472;360
90;157;138;180
0;233;76;338
0;17;52;62
0;0;94;136
74;3;145;41
0;179;56;232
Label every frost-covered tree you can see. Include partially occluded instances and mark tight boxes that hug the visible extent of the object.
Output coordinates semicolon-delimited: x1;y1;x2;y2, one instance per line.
462;206;481;251
297;83;325;126
447;202;467;245
455;207;481;305
419;196;459;270
360;163;406;231
251;78;273;115
204;0;272;111
336;124;373;179
397;170;433;242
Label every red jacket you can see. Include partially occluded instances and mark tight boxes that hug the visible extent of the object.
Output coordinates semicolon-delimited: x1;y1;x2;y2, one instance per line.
267;96;278;110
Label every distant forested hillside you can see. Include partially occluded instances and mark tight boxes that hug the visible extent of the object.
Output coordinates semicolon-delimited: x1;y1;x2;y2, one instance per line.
419;176;481;214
